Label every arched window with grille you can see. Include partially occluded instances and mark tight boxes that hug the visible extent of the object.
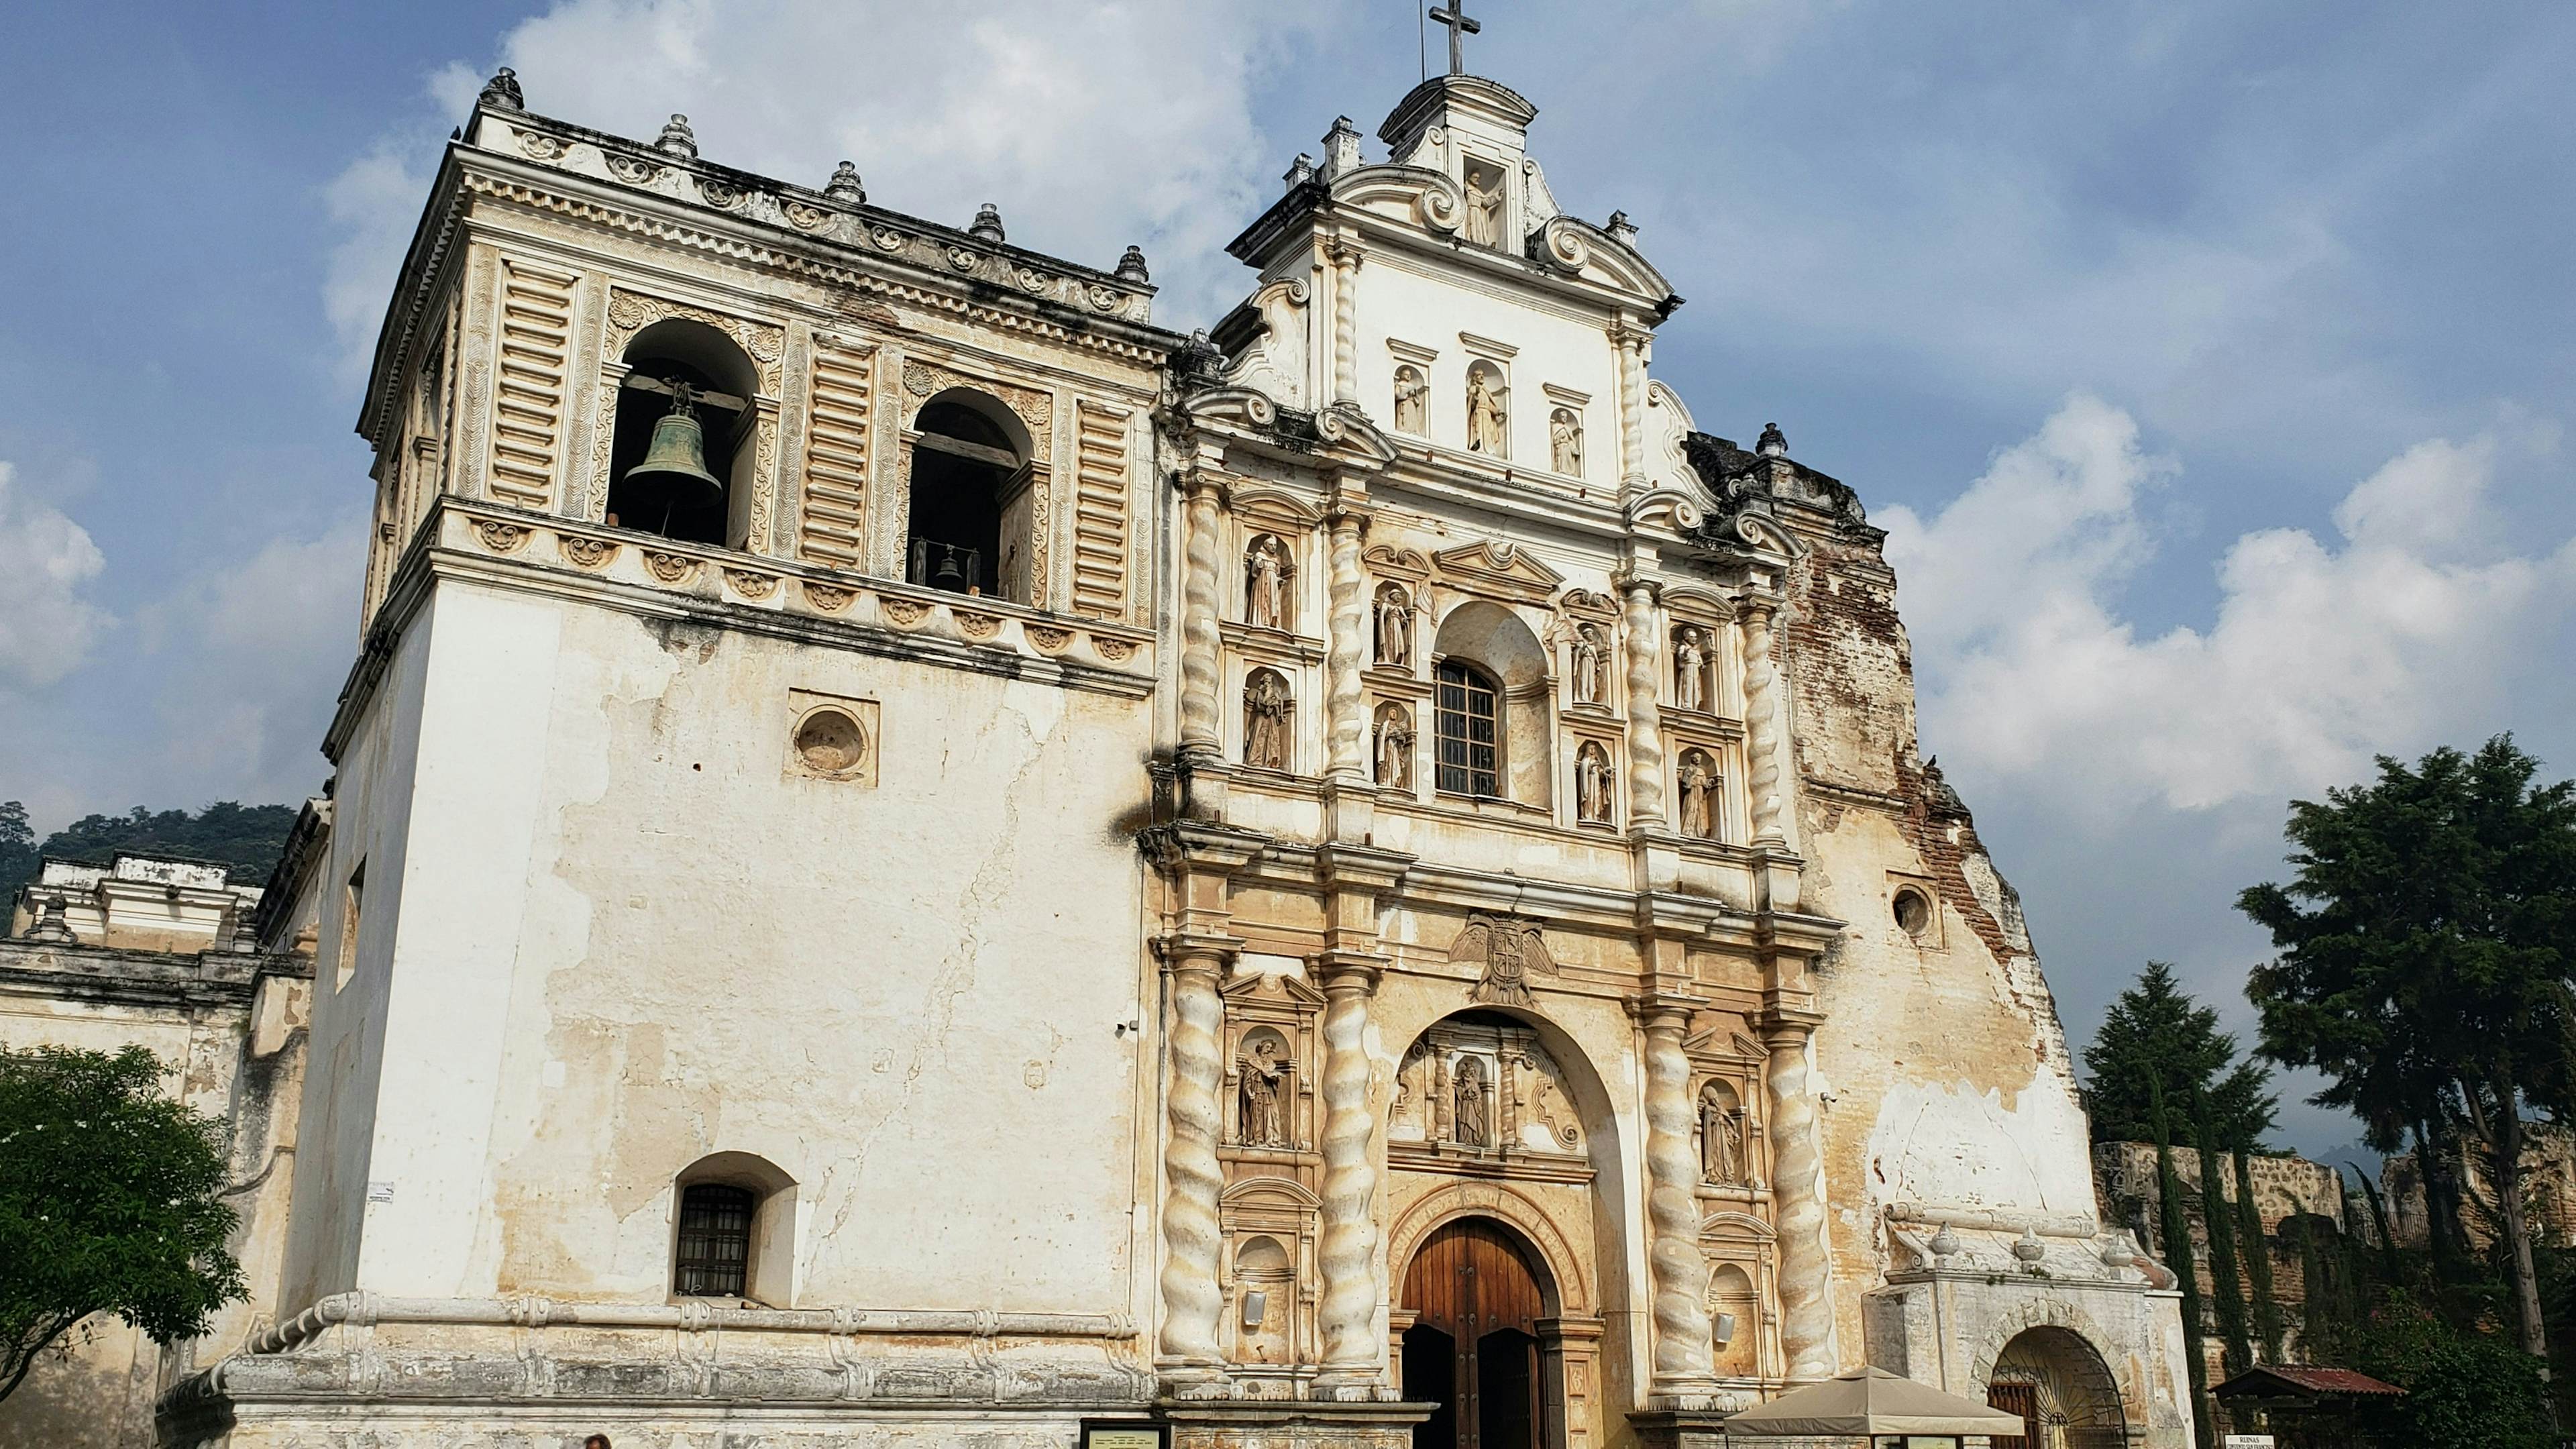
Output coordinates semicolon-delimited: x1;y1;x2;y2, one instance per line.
673;1183;755;1297
1435;659;1502;798
667;1152;796;1303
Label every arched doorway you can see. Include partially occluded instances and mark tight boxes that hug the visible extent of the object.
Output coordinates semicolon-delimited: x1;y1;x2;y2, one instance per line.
1986;1326;2127;1449
1401;1216;1552;1449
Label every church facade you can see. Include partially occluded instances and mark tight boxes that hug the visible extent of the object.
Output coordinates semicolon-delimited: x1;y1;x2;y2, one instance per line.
142;58;2190;1449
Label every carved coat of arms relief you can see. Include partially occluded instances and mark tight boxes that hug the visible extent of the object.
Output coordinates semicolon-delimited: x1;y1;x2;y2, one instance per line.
1448;912;1556;1007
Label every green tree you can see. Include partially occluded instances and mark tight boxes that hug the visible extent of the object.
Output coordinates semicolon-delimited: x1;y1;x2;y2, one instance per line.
2242;737;2576;1362
2153;1076;2219;1448
0;1045;244;1403
2082;961;2276;1148
2339;1290;2556;1449
36;802;297;884
0;802;38;900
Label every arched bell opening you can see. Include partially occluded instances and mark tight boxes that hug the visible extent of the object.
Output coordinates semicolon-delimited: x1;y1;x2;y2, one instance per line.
904;388;1034;602
606;319;760;547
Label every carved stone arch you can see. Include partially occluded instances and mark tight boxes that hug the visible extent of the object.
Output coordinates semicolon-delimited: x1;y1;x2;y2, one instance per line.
1661;585;1737;623
905;384;1034;462
1221;1174;1322;1212
1387;1179;1593;1317
1966;1298;2133;1415
1230;486;1324;529
1697;1209;1775;1242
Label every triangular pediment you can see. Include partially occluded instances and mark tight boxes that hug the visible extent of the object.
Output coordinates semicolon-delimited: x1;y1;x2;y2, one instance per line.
1434;539;1564;602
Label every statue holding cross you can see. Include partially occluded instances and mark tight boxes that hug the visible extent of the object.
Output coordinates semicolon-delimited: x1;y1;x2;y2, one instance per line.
1430;1;1481;77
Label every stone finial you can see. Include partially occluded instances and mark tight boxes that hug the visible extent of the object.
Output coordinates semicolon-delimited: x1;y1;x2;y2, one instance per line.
969;203;1006;243
1756;421;1788;458
1605;209;1639;245
1115;246;1150;283
824;161;865;203
2011;1227;2047;1264
1320;115;1363;178
478;67;525;113
27;894;74;944
1282;154;1317;192
1927;1225;1963;1259
655;114;699;160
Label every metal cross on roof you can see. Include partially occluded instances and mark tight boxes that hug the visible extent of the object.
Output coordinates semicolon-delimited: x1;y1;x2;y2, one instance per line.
1430;1;1481;76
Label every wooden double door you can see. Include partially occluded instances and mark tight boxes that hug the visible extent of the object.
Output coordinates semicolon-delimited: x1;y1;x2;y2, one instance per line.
1401;1218;1550;1449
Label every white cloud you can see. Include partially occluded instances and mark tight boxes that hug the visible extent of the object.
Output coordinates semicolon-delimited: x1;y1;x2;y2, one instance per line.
323;142;443;386
321;0;1333;377
0;462;112;688
1886;397;2576;815
132;517;368;805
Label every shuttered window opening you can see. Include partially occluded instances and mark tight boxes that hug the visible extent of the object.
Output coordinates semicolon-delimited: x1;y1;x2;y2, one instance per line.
674;1183;756;1297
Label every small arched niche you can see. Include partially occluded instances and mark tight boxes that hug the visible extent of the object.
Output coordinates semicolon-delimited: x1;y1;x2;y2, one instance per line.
669;1150;798;1307
606;319;761;547
1709;1263;1759;1377
906;388;1034;602
1232;1234;1295;1365
1431;601;1552;807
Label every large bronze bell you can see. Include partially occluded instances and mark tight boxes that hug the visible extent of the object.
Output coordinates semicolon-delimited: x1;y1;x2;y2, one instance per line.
623;388;724;504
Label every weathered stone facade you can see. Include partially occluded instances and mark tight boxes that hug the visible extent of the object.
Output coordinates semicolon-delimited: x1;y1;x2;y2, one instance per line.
6;58;2188;1449
0;853;312;1449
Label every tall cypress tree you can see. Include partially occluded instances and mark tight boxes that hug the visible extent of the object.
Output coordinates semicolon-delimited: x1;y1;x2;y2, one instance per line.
2196;1089;2255;1377
2156;1075;2218;1446
2233;1144;2284;1362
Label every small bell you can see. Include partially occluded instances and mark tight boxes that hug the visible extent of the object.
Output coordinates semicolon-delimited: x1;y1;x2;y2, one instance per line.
931;549;967;588
621;386;724;532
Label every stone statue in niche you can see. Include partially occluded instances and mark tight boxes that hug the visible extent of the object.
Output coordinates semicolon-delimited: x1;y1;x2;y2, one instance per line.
1678;751;1719;840
1375;583;1411;665
1244;671;1292;770
1466;365;1507;456
1393;365;1429;435
1236;1037;1291;1147
1550;408;1582;475
1701;1082;1747;1185
1464;166;1503;248
1571;624;1607;706
1374;705;1414;789
1244;535;1289;630
1673;627;1708;713
1576;742;1614;824
1453;1055;1489;1147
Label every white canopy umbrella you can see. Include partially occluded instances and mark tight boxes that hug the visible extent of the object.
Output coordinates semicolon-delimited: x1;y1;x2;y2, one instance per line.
1723;1366;2031;1440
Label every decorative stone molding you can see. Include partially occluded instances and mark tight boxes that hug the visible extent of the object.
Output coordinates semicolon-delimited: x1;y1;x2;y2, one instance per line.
1384;1179;1595;1316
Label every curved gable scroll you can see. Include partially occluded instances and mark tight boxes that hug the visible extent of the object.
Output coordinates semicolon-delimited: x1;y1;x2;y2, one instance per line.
1527;215;1676;303
1326;163;1467;237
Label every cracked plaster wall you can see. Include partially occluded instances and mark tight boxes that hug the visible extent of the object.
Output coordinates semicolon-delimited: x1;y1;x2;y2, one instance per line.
295;580;1156;1314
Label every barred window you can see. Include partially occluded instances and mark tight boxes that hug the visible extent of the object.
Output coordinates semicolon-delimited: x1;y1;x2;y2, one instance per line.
1435;659;1501;798
674;1183;756;1297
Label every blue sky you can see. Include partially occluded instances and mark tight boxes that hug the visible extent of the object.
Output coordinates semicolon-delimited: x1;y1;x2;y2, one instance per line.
4;1;2572;1159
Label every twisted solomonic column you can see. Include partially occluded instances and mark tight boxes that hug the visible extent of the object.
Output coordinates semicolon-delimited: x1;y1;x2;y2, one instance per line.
1613;319;1650;494
1324;512;1368;782
1621;580;1668;828
1328;240;1363;409
1157;947;1227;1377
1636;998;1715;1395
1739;595;1787;847
1314;956;1385;1391
1177;478;1225;759
1764;1020;1838;1379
